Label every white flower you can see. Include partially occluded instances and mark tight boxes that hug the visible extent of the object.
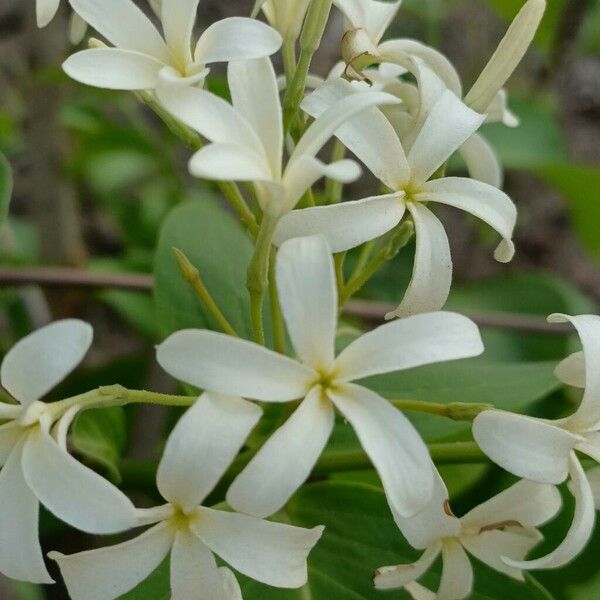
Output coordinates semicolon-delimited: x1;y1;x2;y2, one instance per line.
274;65;517;319
50;393;323;599
473;314;600;569
374;470;561;599
63;0;283;90
156;56;399;218
253;0;311;41
36;0;61;28
157;235;484;519
0;320;137;584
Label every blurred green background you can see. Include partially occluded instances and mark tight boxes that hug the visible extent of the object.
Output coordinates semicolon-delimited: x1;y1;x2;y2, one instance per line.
0;0;599;598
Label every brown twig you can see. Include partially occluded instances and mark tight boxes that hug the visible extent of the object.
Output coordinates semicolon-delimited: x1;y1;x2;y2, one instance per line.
0;266;575;335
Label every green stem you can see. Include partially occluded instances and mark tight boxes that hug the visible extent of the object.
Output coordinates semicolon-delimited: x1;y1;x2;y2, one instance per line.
247;215;279;345
393;400;493;422
173;248;238;337
282;38;298;86
334;252;346;299
325;139;347;204
268;252;286;353
350;241;375;282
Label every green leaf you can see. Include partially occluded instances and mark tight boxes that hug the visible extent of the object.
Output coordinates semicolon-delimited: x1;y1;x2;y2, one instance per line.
155;197;267;340
71;407;127;484
0;151;12;229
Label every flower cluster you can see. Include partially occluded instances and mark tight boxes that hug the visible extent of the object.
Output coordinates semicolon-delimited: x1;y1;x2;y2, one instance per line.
6;0;600;599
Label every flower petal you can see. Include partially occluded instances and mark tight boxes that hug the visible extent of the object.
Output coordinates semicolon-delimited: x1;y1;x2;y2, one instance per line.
220;567;243;600
37;0;60;28
69;12;88;45
22;426;136;534
386;203;453;319
472;410;581;484
374;542;441;590
503;454;595;569
171;530;225;600
458;133;503;188
417;176;517;263
276;236;337;370
63;49;165;90
227;387;335;518
336;311;483;382
0;442;53;584
228;58;283;179
462;480;562;531
329;383;433;517
188;143;272;182
157;330;315;402
70;0;170;60
465;0;546;113
161;0;199;67
486;89;520;127
334;0;401;44
0;422;24;466
438;539;473;600
548;314;600;429
193;507;323;588
157;393;261;511
301;78;410;189
555;351;585;389
584;466;600;510
195;17;282;64
49;522;174;600
1;320;92;407
407;91;485;186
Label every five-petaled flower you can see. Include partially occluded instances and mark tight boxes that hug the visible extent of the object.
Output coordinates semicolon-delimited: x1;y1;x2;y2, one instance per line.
374;470;561;599
157;235;484;519
50;392;323;599
0;320;137;583
63;0;283;90
473;314;600;570
274;61;517;319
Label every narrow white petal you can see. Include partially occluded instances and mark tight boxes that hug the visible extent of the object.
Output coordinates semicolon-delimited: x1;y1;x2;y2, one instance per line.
438;539;473;600
195;17;282;64
407;91;485;186
391;470;461;551
69;12;88;45
156;85;264;154
465;0;546;113
49;522;174;600
403;581;437;600
276;236;337;370
486;89;520;127
194;507;323;588
386;203;452;319
555;351;585;388
157;394;261;511
374;542;441;590
37;0;60;28
417;176;517;263
336;311;483;382
1;320;92;407
462;529;541;580
157;330;315;402
584;466;600;510
301;78;410;189
161;0;198;67
334;0;401;44
274;194;405;253
503;454;595;569
228;58;283;179
462;480;562;531
70;0;170;61
548;314;600;430
458;133;503;188
171;530;225;600
220;567;243;600
472;410;581;484
227;388;334;518
0;422;24;466
330;384;433;517
63;49;165;90
189;143;272;182
22;426;136;534
0;442;53;584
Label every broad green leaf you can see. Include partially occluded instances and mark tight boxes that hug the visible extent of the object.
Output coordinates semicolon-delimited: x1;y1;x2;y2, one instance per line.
155;197;269;341
72;407;127;484
537;164;600;263
0;151;12;230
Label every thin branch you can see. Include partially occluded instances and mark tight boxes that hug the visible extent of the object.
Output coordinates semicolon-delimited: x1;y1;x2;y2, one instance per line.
0;267;574;334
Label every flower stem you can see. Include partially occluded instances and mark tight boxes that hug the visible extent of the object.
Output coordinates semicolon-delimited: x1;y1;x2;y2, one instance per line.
268;252;287;353
334;252;346;299
325;139;347;204
247;215;279;345
282;37;298;86
392;400;493;422
173;248;239;337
